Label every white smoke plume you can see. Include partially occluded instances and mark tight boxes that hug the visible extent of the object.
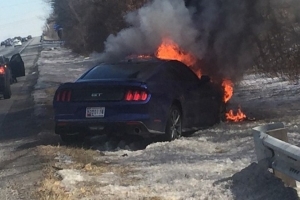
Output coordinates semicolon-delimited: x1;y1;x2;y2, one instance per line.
101;0;200;60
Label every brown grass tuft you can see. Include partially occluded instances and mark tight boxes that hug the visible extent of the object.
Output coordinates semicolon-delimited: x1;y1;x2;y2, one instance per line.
35;145;140;199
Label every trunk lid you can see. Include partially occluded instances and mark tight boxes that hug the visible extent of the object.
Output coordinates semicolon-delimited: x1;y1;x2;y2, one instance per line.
57;80;147;102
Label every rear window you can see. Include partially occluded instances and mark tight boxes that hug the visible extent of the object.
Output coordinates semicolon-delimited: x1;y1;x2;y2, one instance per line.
81;62;160;81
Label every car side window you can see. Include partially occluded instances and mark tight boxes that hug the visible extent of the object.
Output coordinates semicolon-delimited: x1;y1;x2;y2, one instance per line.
169;61;199;83
10;54;23;63
163;66;179;81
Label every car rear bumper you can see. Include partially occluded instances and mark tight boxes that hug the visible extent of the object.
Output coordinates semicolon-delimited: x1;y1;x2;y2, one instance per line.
55;119;165;137
53;100;168;137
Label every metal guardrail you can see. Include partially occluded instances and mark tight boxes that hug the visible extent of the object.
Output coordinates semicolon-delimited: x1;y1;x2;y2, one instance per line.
253;123;300;185
42;39;65;48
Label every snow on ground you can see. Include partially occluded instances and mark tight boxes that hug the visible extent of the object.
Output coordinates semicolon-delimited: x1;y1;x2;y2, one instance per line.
34;47;300;199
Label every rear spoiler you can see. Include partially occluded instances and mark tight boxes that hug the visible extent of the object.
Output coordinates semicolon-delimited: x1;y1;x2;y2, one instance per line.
58;80;147;89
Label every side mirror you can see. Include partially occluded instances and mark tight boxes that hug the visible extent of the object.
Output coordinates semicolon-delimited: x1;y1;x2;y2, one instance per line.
200;75;210;83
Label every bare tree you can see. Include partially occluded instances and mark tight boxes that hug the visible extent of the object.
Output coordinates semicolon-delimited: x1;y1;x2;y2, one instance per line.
252;0;300;81
44;0;148;54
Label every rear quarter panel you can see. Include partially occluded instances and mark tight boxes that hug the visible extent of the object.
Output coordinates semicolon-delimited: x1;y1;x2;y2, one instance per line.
146;76;187;129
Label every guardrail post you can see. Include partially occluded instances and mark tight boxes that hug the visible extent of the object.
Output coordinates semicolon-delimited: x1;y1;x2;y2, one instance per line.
267;127;296;187
253;130;273;169
252;123;297;187
252;123;284;168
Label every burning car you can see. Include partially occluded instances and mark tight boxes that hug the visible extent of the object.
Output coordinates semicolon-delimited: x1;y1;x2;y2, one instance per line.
53;58;225;143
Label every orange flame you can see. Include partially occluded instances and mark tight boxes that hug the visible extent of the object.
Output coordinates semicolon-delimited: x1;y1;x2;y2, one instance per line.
222;80;247;122
153;38;248;122
155;38;197;67
225;108;247;122
222;79;234;103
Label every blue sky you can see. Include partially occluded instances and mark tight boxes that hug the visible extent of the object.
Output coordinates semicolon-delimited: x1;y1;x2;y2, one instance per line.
0;0;51;41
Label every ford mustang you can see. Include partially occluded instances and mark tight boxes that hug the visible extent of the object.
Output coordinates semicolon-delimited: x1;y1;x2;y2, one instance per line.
53;58;225;143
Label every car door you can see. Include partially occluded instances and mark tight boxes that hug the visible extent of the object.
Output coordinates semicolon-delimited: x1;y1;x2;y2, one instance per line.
197;78;219;125
9;53;25;77
3;57;11;83
169;61;207;128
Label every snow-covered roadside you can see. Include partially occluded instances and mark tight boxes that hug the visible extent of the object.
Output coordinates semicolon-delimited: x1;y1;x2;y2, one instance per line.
33;48;100;130
34;47;300;200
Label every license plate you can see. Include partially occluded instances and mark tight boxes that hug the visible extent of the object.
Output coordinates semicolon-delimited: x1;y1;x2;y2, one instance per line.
86;107;105;118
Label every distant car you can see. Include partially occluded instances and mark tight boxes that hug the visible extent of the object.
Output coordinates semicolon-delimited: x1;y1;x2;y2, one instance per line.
4;40;12;47
0;54;25;99
14;36;22;41
27;35;32;39
53;58;225;143
21;37;28;42
13;39;22;47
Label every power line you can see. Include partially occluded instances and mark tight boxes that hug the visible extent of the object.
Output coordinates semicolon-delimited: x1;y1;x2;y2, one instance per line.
0;16;43;27
0;7;49;25
2;7;50;19
0;0;47;9
0;2;50;23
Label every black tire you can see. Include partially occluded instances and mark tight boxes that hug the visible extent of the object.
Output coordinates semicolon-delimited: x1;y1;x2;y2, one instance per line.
164;105;182;141
3;84;11;99
60;134;85;145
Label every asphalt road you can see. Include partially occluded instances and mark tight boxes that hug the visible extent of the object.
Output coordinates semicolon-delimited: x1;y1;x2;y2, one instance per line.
0;40;31;57
0;37;44;199
0;38;36;129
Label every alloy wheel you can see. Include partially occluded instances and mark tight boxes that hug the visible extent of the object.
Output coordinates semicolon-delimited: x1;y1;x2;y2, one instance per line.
165;106;182;141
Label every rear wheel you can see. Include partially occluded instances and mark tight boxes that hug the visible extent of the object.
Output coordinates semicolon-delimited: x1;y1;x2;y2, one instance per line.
3;84;11;99
164;105;182;141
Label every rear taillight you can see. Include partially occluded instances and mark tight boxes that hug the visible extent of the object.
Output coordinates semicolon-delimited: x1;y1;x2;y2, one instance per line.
125;90;148;101
0;66;5;75
55;90;72;102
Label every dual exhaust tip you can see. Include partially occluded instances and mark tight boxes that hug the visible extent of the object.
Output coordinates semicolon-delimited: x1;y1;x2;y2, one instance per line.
89;125;142;134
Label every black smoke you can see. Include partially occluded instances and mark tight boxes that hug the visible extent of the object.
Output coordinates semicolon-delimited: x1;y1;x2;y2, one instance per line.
185;0;267;82
99;0;267;82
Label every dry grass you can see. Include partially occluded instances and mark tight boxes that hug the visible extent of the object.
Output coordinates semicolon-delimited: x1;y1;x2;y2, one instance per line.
35;169;72;200
142;197;164;200
34;145;141;199
214;146;229;154
34;147;72;200
35;169;98;200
